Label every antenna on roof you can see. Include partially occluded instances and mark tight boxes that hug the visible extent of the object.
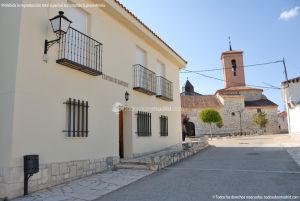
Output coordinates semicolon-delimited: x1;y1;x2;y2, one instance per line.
228;36;232;51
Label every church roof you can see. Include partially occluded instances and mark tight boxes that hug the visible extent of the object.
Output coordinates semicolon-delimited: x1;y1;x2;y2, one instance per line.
221;50;243;54
180;91;202;96
215;86;263;95
221;50;243;59
181;79;202;96
184;80;194;90
244;99;278;108
181;95;223;108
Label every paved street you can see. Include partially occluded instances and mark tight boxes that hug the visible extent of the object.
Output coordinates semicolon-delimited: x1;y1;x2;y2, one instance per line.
94;135;300;201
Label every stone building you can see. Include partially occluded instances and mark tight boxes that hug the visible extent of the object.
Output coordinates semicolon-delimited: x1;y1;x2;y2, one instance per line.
181;48;279;136
278;111;288;133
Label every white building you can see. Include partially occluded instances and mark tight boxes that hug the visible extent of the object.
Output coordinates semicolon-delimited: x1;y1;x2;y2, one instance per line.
281;76;300;140
0;0;186;198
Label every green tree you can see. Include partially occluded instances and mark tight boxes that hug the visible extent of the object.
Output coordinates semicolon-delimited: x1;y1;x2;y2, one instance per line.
199;109;222;140
253;112;268;134
216;120;224;128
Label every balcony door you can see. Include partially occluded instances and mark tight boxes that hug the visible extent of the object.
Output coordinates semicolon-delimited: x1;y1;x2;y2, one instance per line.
65;7;89;66
135;46;147;88
156;60;165;77
156;61;166;95
68;7;88;34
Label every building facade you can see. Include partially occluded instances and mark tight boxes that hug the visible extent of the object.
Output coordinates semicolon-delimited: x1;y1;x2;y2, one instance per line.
0;0;186;198
181;49;279;136
278;111;288;133
281;76;300;140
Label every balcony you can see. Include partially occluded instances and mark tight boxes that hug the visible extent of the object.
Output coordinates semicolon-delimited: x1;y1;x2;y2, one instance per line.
57;27;102;76
133;64;156;95
156;76;173;101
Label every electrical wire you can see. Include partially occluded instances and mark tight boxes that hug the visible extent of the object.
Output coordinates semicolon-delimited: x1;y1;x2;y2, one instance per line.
181;68;281;90
180;60;283;73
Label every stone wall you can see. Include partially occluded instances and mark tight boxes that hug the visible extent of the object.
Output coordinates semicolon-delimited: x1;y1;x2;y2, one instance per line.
0;156;119;199
184;102;279;136
239;91;262;101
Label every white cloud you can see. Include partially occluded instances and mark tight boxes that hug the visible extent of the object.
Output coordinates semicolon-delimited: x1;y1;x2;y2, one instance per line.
279;6;300;20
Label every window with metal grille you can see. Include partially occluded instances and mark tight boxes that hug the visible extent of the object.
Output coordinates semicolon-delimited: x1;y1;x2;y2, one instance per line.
63;98;89;137
136;111;151;136
160;115;168;136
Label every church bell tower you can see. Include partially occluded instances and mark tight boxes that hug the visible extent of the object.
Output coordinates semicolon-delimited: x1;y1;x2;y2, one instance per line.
221;38;246;88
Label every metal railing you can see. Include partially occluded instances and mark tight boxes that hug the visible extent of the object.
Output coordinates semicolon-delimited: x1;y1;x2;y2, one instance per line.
156;76;173;101
57;27;103;76
133;64;156;95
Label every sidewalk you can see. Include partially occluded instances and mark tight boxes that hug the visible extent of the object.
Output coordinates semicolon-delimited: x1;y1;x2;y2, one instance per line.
12;140;209;201
12;169;153;201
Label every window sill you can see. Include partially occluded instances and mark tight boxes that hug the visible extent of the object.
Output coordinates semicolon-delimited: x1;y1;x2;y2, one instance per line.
64;137;88;139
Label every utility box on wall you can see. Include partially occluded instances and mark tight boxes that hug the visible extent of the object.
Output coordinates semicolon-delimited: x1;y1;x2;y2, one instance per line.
24;155;39;195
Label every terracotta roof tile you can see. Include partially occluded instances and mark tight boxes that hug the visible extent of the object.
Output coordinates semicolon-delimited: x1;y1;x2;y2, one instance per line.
181;95;223;108
216;86;263;94
244;99;278;108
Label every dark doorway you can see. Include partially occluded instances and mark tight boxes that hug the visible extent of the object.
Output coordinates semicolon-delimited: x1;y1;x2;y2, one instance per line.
186;122;195;136
119;110;124;158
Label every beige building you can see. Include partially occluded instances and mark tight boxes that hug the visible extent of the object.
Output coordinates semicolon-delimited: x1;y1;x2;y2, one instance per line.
0;0;186;199
181;48;279;136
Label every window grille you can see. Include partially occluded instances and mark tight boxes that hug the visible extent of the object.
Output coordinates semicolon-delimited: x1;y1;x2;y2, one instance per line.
136;111;151;136
63;98;89;137
160;115;168;136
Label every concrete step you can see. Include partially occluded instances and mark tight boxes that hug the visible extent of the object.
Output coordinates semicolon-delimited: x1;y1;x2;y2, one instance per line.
115;162;149;170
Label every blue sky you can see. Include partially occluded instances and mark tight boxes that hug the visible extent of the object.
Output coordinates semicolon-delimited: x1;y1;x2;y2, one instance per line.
119;0;300;111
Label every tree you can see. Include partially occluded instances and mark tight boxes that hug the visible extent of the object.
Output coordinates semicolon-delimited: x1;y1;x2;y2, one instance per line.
181;114;189;141
199;109;222;140
216;120;224;128
253;112;268;134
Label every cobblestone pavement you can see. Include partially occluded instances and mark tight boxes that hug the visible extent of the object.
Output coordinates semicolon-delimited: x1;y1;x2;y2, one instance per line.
12;169;153;201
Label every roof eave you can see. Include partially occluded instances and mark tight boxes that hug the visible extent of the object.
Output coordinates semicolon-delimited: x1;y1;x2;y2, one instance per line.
101;0;187;68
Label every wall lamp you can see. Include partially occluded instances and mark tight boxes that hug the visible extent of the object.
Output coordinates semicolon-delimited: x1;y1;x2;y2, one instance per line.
125;91;130;102
44;11;72;55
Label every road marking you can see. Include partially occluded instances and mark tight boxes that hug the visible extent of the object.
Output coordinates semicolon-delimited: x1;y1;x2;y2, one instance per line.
164;167;300;174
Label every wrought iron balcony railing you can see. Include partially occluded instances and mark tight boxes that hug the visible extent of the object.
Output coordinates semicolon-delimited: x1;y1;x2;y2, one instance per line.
133;64;156;95
156;76;173;101
57;27;103;76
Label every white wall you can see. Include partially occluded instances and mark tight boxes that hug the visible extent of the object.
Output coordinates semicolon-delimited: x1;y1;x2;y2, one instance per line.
289;107;300;134
282;81;300;136
0;2;22;167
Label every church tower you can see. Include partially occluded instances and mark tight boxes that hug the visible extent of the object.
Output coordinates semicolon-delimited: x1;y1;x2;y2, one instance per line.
221;40;245;88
